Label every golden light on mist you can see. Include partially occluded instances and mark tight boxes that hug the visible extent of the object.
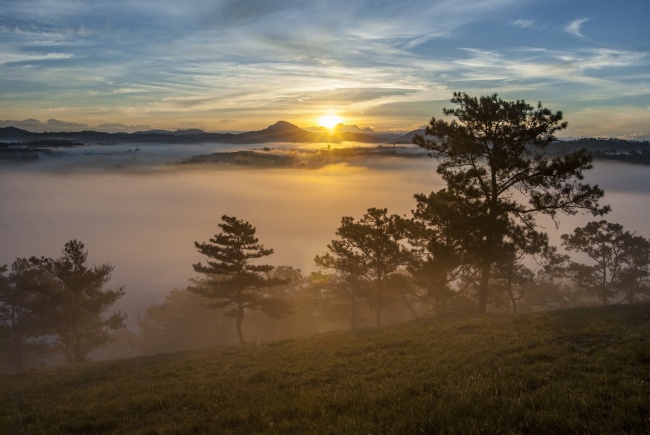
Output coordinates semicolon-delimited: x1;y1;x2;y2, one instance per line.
318;114;343;129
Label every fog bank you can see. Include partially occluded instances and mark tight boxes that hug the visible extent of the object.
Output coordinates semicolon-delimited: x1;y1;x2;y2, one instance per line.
1;147;648;324
0;151;441;320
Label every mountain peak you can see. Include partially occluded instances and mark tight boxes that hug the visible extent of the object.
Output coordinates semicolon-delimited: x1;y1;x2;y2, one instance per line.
264;121;302;133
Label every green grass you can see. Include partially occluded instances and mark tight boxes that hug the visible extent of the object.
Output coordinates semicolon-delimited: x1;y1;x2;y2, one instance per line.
3;303;650;434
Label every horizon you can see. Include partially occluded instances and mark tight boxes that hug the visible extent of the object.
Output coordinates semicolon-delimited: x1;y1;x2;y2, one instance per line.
0;118;410;135
3;118;650;141
0;1;648;139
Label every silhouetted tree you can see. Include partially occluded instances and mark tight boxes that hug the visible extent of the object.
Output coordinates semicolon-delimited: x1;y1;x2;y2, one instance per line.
36;240;126;364
528;279;581;311
527;245;583;310
490;248;534;314
138;288;234;354
188;215;291;344
560;220;650;305
305;270;366;329
0;259;53;372
414;92;609;313
315;208;412;326
408;189;479;316
251;266;314;339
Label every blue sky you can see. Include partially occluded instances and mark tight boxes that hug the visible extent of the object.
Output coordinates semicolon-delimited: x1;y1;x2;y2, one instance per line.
0;0;648;137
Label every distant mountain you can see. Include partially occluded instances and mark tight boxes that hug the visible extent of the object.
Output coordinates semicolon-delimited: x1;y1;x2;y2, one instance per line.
0;119;152;133
233;121;382;144
547;138;650;154
305;124;374;133
96;123;153;133
174;128;207;135
305;124;406;142
0;121;382;145
134;128;207;136
547;138;650;165
4;124;648;164
394;129;429;144
0;126;34;141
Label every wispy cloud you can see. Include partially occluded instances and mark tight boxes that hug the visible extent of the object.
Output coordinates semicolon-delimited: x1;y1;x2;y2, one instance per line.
453;47;648;87
0;0;648;137
565;18;591;39
509;19;544;30
0;52;74;65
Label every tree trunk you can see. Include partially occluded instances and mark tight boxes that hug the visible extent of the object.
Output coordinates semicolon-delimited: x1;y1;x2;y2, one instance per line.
350;286;358;330
507;264;517;315
73;333;84;363
11;333;24;372
403;297;419;319
600;292;609;306
508;282;518;315
236;307;245;344
375;286;382;327
477;259;491;314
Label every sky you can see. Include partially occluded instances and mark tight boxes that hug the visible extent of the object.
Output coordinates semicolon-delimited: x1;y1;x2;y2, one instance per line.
0;0;649;137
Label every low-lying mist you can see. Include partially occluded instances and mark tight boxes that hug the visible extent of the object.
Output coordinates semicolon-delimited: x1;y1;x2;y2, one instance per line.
1;145;441;321
1;144;648;326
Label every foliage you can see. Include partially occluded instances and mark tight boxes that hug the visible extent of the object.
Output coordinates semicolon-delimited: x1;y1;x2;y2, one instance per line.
560;220;650;304
489;257;534;314
137;289;237;354
0;242;125;369
0;259;53;372
414;92;609;313
304;270;368;329
408;189;479;315
248;266;326;340
314;207;413;326
523;278;579;311
188;215;291;344
35;240;126;364
3;303;650;434
138;268;311;354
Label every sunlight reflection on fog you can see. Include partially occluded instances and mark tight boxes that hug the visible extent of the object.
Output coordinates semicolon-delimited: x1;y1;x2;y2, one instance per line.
0;146;648;323
0;147;442;319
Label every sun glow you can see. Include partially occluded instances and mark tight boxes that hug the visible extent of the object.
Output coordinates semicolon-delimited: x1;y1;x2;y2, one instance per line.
319;114;343;129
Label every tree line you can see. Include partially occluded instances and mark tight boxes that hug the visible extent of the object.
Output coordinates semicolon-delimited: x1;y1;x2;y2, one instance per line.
2;93;649;372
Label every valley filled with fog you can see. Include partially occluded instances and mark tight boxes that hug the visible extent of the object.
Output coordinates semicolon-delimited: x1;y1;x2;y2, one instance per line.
1;142;648;325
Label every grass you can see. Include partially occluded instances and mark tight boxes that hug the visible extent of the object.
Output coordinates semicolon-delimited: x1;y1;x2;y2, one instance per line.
2;303;650;434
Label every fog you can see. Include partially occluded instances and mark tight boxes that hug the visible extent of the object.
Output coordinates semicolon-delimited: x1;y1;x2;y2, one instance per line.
544;161;650;245
0;143;442;322
1;144;648;327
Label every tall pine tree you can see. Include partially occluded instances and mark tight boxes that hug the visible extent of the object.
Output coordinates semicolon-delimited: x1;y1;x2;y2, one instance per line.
414;93;608;313
188;215;290;344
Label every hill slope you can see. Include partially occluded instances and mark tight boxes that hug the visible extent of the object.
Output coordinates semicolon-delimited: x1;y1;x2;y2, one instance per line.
3;304;650;434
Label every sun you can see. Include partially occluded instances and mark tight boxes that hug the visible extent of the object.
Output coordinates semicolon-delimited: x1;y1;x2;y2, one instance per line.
319;114;343;129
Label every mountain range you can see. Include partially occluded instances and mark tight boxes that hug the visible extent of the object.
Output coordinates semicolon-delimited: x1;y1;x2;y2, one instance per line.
0;121;420;145
2;122;649;161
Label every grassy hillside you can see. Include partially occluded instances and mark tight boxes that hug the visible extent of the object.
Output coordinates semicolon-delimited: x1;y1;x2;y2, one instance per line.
3;304;650;434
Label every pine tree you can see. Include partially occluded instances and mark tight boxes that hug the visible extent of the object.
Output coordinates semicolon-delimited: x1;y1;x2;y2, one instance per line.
408;189;479;316
561;220;650;304
37;240;126;364
315;208;412;326
188;215;290;344
414;93;608;313
0;259;52;372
